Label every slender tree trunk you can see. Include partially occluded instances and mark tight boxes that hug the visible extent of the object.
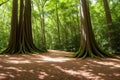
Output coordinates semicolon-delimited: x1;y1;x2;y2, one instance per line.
103;0;112;24
103;0;113;50
56;1;61;48
38;0;47;51
63;16;68;49
72;16;77;39
76;12;81;36
73;0;111;58
41;6;47;50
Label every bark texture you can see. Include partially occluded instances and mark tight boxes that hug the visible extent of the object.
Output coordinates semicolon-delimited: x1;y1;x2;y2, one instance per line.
103;0;115;52
73;0;110;58
2;0;44;54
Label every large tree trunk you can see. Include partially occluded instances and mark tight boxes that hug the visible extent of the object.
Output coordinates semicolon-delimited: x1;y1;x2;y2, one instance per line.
2;0;18;53
2;0;43;54
73;0;110;58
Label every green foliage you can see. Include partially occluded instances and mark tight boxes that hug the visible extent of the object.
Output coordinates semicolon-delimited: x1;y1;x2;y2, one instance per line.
90;0;120;54
110;21;120;54
0;0;120;54
0;0;11;52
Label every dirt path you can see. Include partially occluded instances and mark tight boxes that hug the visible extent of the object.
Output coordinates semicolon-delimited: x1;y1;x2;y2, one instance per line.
0;50;120;80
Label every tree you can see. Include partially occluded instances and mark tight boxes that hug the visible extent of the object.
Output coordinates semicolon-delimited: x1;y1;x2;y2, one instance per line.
73;0;110;58
55;0;61;49
2;0;43;54
103;0;113;48
103;0;112;24
103;0;120;53
0;0;9;6
38;0;48;51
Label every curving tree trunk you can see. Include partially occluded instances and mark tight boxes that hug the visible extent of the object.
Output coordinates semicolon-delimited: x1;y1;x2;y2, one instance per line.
73;0;111;58
2;0;43;54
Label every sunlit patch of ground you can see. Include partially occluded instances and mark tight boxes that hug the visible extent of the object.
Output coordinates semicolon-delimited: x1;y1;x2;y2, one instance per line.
0;50;120;80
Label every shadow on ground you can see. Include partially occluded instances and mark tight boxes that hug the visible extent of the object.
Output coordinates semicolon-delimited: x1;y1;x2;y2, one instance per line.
0;50;120;80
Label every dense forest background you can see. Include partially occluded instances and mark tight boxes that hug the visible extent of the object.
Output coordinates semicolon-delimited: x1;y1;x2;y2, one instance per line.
0;0;120;54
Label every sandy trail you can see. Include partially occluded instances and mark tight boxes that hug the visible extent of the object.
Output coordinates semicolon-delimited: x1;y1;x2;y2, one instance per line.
0;50;120;80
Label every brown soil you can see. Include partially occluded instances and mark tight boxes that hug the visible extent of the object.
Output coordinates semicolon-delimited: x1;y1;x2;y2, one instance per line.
0;50;120;80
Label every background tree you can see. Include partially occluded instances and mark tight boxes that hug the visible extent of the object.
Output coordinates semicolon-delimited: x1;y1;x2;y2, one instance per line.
103;0;120;54
39;0;47;50
103;0;113;50
55;0;61;49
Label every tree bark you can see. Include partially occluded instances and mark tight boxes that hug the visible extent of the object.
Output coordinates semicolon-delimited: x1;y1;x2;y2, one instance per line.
103;0;113;50
38;0;47;51
2;0;18;53
56;1;61;49
103;0;112;24
73;0;110;58
2;0;43;54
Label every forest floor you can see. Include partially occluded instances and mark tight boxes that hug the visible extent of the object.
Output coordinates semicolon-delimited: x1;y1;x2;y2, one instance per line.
0;50;120;80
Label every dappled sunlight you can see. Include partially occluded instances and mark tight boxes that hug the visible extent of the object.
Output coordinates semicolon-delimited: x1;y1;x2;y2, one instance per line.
8;57;24;60
0;73;8;79
107;58;120;62
38;72;48;79
46;50;72;57
0;72;20;79
0;52;73;64
0;50;120;80
89;58;120;69
93;61;120;68
4;67;24;72
0;65;3;68
48;50;70;54
115;56;120;58
4;60;31;64
51;64;103;80
40;55;72;62
113;73;120;77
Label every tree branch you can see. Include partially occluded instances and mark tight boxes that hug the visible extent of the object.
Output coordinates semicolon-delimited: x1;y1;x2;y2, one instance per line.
0;0;9;6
